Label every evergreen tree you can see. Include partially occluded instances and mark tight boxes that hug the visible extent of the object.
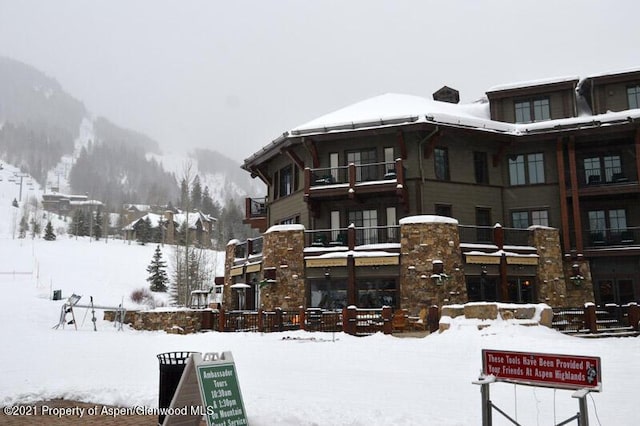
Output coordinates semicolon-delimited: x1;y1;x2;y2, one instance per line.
137;216;152;245
18;215;28;239
147;245;169;292
180;178;189;210
93;209;103;240
44;220;56;241
30;216;41;239
201;186;220;217
191;175;202;210
70;209;88;236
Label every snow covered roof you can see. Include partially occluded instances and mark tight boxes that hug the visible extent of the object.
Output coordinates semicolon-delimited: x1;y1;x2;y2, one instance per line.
583;66;640;80
486;75;579;94
122;212;165;230
290;93;490;136
244;69;640;167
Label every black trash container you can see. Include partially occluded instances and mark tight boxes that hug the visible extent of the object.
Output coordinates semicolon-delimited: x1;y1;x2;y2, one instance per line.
52;290;62;300
157;351;199;425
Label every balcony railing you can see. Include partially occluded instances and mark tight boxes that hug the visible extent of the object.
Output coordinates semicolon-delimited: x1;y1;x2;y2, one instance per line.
234;236;264;260
459;225;531;246
584;226;639;247
309;161;399;187
245;197;266;218
304;225;400;248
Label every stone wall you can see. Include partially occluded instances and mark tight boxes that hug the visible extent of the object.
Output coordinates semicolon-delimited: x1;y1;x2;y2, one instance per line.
563;257;595;307
260;226;306;310
530;227;566;306
104;309;209;334
400;220;466;315
439;302;554;332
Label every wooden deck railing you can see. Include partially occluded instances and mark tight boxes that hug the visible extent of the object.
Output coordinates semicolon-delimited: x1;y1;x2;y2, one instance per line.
552;303;640;336
202;306;404;336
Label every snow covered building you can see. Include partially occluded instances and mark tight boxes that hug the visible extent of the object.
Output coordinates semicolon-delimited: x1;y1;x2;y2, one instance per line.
227;68;640;312
123;210;216;248
41;192;103;217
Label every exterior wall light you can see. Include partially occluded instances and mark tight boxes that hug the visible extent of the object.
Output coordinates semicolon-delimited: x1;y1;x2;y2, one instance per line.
431;260;449;285
570;263;585;287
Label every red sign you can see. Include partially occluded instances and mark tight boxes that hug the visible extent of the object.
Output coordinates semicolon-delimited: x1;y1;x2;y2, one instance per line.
482;349;601;391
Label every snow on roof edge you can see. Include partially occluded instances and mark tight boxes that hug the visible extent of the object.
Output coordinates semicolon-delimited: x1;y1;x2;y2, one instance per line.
399;215;459;225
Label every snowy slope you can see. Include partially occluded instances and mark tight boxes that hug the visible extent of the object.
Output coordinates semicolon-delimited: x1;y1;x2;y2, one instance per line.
0;253;638;424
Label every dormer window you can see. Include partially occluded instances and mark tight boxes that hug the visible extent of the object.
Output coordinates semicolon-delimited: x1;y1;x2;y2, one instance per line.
628;85;640;109
514;98;550;123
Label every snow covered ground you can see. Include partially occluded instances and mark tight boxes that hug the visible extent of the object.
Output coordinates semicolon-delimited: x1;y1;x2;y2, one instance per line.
0;236;638;425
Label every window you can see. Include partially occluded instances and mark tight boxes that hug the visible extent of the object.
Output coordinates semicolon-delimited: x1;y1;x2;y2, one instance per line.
514;98;550;123
587;208;632;245
511;211;529;229
349;209;378;244
386;207;398;241
275;165;293;199
527;153;545;184
329;152;339;182
508;155;526;185
434;147;450;181
531;210;549;226
330;210;341;242
279;215;300;225
628;85;640;109
609;209;627;234
588;210;606;243
509;153;545;185
511;209;549;228
476;207;492;242
584;154;623;184
435;204;452;217
474;152;489;184
347;149;377;181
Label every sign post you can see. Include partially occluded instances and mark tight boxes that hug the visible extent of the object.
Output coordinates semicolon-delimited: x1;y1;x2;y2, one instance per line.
474;350;602;426
163;351;248;426
196;352;248;426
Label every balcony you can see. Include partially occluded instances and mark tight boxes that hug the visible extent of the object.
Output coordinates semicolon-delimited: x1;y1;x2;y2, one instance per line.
304;225;401;250
584;226;639;249
571;171;639;198
304;158;407;204
458;225;531;247
243;197;267;232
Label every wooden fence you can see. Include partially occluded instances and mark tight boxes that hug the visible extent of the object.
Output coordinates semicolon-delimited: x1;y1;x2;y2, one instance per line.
203;306;400;336
552;303;640;336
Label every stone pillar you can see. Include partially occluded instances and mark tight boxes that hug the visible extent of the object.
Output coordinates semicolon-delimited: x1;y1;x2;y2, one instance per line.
399;215;465;315
261;225;306;310
529;226;567;307
563;255;595;307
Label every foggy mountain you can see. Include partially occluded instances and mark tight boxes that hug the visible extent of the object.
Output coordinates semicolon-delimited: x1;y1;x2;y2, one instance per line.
0;56;263;214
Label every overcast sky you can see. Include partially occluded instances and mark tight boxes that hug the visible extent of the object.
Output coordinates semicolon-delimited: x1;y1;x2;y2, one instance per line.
1;0;639;162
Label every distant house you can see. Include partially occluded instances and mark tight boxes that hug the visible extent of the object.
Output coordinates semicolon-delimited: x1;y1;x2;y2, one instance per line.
42;192;103;217
122;210;217;247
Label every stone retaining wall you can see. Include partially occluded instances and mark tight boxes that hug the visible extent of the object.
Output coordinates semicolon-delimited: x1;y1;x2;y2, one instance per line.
104;309;210;334
439;302;553;332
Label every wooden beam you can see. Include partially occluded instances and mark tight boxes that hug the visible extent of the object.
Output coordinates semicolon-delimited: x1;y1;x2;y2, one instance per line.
250;166;271;186
303;138;320;168
396;130;408;160
635;128;640;180
283;147;304;170
568;136;583;252
492;142;510;167
556;137;571;254
423;131;440;159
